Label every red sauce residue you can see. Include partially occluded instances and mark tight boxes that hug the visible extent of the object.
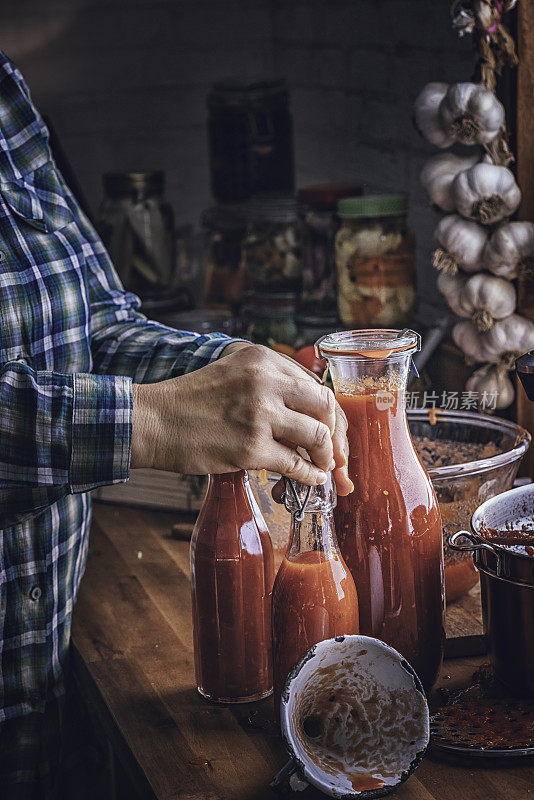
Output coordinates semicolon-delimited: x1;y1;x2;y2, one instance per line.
334;387;444;691
350;773;386;791
432;698;534;749
480;524;534;549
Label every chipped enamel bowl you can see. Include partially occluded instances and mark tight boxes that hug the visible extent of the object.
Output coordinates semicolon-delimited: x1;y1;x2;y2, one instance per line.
280;635;429;798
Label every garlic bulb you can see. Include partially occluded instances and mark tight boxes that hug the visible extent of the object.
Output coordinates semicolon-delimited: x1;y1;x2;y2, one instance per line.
414;83;455;149
437;271;469;318
459;273;516;332
452;320;488;363
433;214;488;275
482;314;534;367
438;82;505;145
484;221;534;279
453;163;521;225
465;363;515;410
420;153;479;212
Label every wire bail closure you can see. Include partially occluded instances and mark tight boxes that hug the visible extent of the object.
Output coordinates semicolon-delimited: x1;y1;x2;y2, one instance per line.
282;478;313;523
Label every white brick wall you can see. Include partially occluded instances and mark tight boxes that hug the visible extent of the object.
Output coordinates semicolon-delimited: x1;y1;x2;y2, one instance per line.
0;0;480;315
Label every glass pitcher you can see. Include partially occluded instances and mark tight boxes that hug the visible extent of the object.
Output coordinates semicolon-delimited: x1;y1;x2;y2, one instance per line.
317;329;444;691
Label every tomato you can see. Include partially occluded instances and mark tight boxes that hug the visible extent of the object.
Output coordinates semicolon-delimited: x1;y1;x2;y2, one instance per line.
293;345;327;376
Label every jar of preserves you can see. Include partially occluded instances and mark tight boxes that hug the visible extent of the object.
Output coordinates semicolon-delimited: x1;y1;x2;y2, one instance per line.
317;330;445;692
190;471;274;702
97;171;175;299
272;476;359;721
297;183;361;317
240;291;297;348
335;195;416;328
200;204;248;310
207;78;294;204
242;195;302;293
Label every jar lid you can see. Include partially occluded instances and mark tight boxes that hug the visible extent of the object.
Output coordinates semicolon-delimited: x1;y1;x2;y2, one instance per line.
103;171;165;198
337;194;408;218
298;184;362;210
208;78;288;108
242;290;297;313
316;328;420;359
244;194;299;223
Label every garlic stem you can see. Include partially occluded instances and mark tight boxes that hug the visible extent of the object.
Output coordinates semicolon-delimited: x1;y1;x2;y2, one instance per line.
451;115;480;143
472;309;495;332
502;351;519;370
473;195;506;224
433;247;458;274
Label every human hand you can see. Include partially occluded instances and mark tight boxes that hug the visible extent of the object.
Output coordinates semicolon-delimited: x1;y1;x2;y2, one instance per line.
131;343;353;493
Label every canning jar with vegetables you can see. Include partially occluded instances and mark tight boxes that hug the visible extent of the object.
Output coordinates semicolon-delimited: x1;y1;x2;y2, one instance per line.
335;194;417;327
241;195;302;292
200;204;247;310
297;183;361;316
239;291;298;349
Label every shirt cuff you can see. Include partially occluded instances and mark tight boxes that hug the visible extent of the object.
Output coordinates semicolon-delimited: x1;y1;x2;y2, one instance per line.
187;335;250;366
69;373;132;493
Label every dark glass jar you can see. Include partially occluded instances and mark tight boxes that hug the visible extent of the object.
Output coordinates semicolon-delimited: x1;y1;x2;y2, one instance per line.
208;79;294;204
240;291;297;347
97;171;175;299
297;183;362;317
200;204;248;310
242;195;302;293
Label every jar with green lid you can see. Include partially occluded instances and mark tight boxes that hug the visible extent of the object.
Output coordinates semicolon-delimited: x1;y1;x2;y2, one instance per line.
242;195;302;292
335;194;417;327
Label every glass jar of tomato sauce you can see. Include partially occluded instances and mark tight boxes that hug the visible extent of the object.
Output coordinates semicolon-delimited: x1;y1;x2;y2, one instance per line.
190;471;274;702
317;330;445;692
272;475;359;721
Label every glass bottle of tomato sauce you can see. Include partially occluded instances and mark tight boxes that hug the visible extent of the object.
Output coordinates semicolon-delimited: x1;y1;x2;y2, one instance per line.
190;471;274;702
317;330;444;691
272;475;359;720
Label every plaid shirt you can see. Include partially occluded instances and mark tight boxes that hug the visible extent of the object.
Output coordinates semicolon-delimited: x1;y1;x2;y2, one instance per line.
0;51;239;723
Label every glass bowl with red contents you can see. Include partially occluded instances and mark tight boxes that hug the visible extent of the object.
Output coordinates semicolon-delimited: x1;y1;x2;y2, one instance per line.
407;409;531;603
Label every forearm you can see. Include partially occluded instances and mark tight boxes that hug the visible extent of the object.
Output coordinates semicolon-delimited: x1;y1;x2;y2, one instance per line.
0;361;131;524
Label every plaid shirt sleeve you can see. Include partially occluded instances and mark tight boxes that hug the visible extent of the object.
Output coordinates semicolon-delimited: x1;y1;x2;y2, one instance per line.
0;60;246;525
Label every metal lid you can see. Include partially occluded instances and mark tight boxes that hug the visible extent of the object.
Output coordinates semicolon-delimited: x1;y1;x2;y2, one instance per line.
103;171;165;199
244;193;299;223
298;183;362;210
283;474;337;518
316;329;420;359
337;193;408;219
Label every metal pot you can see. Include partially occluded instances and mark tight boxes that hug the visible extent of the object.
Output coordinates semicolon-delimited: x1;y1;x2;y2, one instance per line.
449;483;534;696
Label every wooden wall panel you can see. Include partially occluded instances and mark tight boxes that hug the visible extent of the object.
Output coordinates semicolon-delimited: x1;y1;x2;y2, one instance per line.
517;1;534;476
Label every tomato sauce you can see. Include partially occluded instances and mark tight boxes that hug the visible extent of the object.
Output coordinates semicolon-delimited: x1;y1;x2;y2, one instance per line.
272;550;359;718
334;388;444;691
190;471;274;702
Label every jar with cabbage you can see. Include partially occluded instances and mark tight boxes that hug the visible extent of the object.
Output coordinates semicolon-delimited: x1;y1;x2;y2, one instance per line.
335;195;417;327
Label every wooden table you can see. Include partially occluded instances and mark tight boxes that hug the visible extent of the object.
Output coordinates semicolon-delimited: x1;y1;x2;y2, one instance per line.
71;503;534;800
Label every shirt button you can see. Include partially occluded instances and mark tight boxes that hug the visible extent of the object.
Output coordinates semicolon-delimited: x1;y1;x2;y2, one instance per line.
29;586;42;601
